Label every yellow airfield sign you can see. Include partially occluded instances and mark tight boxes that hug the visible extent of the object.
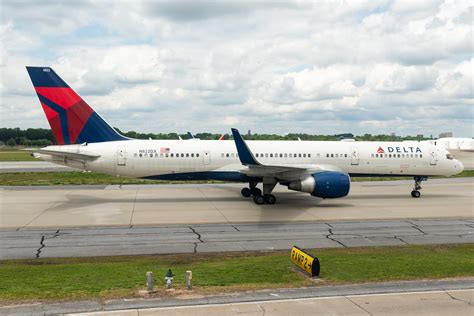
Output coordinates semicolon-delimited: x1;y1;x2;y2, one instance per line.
290;246;320;277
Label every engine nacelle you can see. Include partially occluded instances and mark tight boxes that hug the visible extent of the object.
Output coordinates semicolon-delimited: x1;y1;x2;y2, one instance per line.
288;171;350;198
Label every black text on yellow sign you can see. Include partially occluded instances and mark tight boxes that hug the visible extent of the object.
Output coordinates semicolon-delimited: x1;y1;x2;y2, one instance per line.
290;246;320;277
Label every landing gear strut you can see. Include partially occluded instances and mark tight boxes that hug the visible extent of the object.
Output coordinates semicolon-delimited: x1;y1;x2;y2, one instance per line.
241;179;277;205
241;182;261;198
411;176;427;198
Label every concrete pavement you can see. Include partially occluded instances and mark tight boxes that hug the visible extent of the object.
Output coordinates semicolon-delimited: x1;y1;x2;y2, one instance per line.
1;178;472;229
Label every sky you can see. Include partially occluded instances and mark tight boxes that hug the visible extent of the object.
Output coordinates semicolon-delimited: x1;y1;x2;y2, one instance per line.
0;0;472;137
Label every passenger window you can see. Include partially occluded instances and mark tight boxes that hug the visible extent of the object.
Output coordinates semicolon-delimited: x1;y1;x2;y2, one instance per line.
186;153;189;157
270;153;273;158
317;153;320;158
191;153;194;157
335;154;338;158
446;154;453;160
284;153;288;158
139;153;142;157
160;153;164;157
331;154;334;158
398;154;400;158
280;153;283;158
298;153;302;158
231;153;234;158
303;153;306;158
165;153;169;157
289;153;292;158
326;154;329;158
134;153;137;157
345;154;348;158
415;154;418;158
389;154;391;158
226;153;230;158
196;153;200;157
265;153;268;158
420;154;422;158
150;154;153;158
256;153;259;157
411;154;413;158
308;153;311;158
181;153;185;157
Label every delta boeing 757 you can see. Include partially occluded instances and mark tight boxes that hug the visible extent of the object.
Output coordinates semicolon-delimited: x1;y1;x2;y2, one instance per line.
26;67;464;204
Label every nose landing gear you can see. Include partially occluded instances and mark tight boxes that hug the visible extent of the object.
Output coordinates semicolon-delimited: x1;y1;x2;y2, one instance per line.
411;176;427;198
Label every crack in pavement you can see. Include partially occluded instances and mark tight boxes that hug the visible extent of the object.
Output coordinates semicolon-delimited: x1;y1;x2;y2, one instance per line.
345;296;373;315
35;230;63;259
256;302;266;316
394;236;409;245
189;226;203;253
35;236;45;259
444;290;474;306
326;228;347;248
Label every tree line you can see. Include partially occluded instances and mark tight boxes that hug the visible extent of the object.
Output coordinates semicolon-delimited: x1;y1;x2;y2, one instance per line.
0;127;429;147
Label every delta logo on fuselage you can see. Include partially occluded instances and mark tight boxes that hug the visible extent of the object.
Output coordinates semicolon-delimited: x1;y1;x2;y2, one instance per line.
377;146;422;154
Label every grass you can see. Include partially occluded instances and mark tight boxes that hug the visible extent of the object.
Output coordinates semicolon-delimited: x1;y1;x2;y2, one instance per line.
0;148;36;161
0;171;220;186
0;244;472;301
0;170;472;186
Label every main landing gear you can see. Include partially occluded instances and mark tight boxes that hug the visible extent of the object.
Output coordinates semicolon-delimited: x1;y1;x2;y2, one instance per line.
241;180;277;205
411;176;427;198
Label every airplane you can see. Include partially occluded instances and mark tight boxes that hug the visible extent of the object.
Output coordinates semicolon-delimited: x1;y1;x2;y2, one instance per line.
26;66;464;204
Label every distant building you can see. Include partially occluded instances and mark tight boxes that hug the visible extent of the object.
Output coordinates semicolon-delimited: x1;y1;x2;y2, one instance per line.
416;134;424;139
439;132;453;138
247;130;251;136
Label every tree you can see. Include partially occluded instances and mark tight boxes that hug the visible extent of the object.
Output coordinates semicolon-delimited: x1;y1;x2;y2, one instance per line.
6;138;16;146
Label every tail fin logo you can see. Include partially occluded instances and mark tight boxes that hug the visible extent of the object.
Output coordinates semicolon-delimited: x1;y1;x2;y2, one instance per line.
26;67;126;144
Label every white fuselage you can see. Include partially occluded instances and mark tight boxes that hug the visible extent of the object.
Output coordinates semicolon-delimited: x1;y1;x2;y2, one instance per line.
39;139;464;180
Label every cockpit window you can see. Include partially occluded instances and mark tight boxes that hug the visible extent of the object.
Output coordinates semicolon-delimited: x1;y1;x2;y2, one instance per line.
446;154;454;160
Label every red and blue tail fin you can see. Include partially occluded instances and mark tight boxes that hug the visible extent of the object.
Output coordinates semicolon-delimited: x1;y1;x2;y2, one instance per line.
26;66;127;144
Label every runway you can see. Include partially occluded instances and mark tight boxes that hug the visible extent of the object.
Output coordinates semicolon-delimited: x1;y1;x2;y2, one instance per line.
0;161;77;173
1;218;472;259
0;178;472;229
0;178;472;259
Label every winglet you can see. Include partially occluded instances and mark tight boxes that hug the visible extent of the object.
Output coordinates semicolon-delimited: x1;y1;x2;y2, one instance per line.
187;132;194;139
231;128;260;166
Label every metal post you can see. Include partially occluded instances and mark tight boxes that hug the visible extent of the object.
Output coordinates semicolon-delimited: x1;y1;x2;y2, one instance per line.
146;271;154;293
186;271;192;290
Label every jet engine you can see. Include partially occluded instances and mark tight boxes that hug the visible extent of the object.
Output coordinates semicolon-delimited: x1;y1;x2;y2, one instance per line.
288;171;350;198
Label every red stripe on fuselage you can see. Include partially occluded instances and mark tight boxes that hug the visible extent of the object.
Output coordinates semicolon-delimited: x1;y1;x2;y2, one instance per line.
35;87;82;109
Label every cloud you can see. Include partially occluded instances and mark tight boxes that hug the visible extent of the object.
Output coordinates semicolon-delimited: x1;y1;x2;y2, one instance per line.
0;0;472;137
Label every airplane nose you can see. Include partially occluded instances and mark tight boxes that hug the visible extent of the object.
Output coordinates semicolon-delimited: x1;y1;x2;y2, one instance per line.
456;160;464;173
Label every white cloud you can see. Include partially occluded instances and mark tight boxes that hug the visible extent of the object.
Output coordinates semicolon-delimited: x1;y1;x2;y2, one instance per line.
0;0;472;137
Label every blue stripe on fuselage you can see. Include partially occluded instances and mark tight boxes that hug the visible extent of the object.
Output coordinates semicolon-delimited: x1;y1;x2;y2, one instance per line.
142;171;260;182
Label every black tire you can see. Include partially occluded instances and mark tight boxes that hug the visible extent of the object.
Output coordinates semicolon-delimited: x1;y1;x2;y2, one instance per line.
411;190;421;198
241;187;252;197
252;188;262;196
253;195;265;205
264;194;276;205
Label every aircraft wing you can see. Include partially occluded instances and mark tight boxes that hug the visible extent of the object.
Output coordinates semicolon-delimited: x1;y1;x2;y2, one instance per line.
231;128;341;181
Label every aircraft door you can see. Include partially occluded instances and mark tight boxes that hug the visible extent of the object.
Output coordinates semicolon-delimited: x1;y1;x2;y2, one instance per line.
117;145;126;166
203;150;210;165
430;150;437;165
350;146;359;165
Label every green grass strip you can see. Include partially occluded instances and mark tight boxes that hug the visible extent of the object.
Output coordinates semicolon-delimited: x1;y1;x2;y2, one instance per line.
0;244;472;301
0;170;472;186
